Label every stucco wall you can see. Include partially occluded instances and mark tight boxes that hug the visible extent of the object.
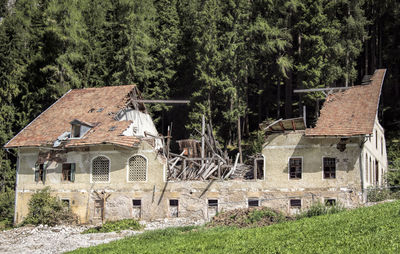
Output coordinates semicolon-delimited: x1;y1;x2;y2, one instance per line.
15;132;368;224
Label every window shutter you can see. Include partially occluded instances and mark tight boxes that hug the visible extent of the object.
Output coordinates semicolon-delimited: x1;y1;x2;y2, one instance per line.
71;163;76;182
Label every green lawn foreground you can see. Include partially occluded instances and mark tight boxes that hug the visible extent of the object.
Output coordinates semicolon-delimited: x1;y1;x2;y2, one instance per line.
69;201;400;254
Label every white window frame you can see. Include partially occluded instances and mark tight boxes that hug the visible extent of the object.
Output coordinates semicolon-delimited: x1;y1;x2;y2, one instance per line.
90;155;111;183
126;154;148;182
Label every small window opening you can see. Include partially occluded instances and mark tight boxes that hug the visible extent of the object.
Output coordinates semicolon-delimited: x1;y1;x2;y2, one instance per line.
61;199;70;208
323;158;336;179
289;158;302;179
62;163;75;182
208;199;218;207
169;199;179;217
132;199;141;218
248;199;259;207
290;199;301;208
72;124;81;138
35;163;45;183
325;199;336;206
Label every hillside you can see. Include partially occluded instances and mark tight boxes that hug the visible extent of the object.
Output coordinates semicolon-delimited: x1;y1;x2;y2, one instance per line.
70;201;400;254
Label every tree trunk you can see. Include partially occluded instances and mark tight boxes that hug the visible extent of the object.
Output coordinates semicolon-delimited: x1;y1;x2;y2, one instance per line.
237;115;242;163
276;81;281;119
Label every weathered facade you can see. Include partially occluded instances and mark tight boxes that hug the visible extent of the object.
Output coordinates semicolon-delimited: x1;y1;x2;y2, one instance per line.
5;70;388;224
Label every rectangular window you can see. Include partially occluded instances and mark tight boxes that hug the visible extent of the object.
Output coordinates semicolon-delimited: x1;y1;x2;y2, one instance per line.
62;163;75;182
169;199;179;217
289;158;302;179
290;199;301;208
323;158;336;179
35;163;46;183
207;199;218;219
325;199;336;206
132;199;141;218
72;124;81;138
248;199;259;207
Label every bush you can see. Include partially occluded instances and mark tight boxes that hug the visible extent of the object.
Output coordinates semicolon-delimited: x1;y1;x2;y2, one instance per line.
81;219;143;234
367;187;391;202
0;190;14;229
22;187;77;226
297;202;346;219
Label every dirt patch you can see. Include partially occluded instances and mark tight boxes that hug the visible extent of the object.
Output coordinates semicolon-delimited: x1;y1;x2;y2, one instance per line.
207;207;293;228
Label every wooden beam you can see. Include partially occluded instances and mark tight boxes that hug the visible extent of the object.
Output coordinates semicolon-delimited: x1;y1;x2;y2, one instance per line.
293;87;350;93
131;99;190;104
291;120;296;131
279;121;285;131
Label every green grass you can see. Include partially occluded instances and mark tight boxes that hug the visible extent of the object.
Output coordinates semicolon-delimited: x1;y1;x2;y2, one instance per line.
70;201;400;253
81;219;143;234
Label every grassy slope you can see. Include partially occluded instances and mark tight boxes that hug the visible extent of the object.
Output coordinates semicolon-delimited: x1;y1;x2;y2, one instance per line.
70;201;400;254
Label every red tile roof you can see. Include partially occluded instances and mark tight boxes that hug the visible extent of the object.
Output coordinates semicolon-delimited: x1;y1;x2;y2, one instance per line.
305;69;386;137
5;85;140;148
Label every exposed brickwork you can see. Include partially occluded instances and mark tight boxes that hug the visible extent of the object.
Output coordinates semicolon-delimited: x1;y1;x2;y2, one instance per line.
306;69;386;136
5;85;140;148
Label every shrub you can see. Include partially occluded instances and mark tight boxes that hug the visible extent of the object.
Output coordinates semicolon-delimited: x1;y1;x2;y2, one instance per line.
22;187;77;226
0;190;14;229
297;202;346;219
367;187;391;202
81;219;143;234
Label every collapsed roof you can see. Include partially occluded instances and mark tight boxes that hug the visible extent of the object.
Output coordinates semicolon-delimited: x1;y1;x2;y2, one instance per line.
4;85;159;149
306;69;386;137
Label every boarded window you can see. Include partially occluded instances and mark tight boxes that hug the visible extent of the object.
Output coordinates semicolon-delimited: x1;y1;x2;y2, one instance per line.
248;199;259;207
169;199;178;217
92;156;110;182
132;199;141;218
128;155;147;181
289;158;302;179
35;163;46;183
323;158;336;179
62;163;75;182
325;199;336;206
208;199;218;219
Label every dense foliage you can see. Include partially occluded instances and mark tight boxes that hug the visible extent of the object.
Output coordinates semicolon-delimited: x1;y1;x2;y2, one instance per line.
1;0;400;224
70;201;400;253
81;219;143;234
22;187;77;226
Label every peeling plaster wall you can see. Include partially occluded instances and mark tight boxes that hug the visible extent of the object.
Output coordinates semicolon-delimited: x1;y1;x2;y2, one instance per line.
15;132;370;224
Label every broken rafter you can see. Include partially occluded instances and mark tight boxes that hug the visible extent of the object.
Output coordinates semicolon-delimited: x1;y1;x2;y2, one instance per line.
293;87;350;93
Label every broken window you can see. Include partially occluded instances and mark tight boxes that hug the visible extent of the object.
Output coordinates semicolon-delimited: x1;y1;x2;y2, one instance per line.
169;199;179;217
325;199;336;206
132;199;141;218
34;163;46;183
94;199;104;218
62;163;76;182
323;158;336;179
128;155;147;181
289;158;302;179
207;199;218;219
248;199;259;207
92;156;110;182
290;199;301;208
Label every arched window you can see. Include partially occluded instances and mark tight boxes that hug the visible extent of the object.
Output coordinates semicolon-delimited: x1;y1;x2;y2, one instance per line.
92;156;110;182
128;155;147;181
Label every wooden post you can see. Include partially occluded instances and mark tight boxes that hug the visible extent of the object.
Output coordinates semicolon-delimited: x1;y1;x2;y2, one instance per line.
201;115;205;166
166;125;171;159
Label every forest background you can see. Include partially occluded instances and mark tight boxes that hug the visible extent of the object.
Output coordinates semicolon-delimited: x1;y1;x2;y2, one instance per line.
0;0;399;227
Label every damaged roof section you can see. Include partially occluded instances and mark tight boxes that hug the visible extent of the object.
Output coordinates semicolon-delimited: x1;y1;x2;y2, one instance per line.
5;85;142;149
263;117;306;133
306;69;386;137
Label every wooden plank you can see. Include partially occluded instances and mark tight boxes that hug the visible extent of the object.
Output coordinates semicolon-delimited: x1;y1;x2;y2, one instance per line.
225;153;240;179
293;87;350;93
131;99;190;104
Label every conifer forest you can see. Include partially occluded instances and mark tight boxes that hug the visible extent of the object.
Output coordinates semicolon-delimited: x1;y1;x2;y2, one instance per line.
0;0;400;225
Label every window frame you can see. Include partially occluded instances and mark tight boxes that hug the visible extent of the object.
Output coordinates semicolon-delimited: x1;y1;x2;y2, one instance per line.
62;163;76;182
35;163;46;183
127;154;148;182
90;155;111;183
322;157;336;179
324;198;336;206
248;198;259;207
288;157;303;180
289;199;302;208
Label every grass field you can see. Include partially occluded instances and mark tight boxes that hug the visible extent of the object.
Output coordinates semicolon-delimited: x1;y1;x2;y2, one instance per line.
70;201;400;254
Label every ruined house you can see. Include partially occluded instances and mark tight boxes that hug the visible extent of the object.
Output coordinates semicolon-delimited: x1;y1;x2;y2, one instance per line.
5;69;388;224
